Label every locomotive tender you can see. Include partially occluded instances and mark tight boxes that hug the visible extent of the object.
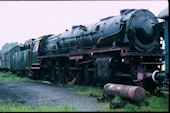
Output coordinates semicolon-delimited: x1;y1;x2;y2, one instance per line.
0;9;168;91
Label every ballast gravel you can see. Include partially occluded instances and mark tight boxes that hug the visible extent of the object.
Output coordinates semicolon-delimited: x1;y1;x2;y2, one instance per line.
0;80;104;111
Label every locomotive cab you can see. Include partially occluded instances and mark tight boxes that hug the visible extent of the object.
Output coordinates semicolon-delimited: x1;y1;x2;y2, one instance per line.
32;34;53;64
32;39;41;64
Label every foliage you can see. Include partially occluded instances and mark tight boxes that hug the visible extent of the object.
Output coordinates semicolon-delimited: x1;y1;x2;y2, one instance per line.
1;42;19;51
55;83;103;95
0;71;29;81
111;95;122;102
0;99;77;112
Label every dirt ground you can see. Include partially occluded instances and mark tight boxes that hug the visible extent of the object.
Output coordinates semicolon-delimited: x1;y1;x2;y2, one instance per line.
0;80;104;111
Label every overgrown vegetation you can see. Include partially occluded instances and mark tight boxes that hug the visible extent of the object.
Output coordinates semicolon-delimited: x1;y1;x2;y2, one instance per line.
55;83;169;112
99;93;169;112
0;71;29;81
0;71;169;112
0;42;19;51
56;83;103;95
0;99;77;112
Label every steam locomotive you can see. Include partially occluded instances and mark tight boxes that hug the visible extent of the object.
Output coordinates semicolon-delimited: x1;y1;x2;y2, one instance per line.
0;9;168;91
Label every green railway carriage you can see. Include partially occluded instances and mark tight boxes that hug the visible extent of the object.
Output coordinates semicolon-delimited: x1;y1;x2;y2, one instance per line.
0;51;2;70
0;50;9;70
9;46;20;71
12;49;31;71
0;46;20;71
11;36;47;76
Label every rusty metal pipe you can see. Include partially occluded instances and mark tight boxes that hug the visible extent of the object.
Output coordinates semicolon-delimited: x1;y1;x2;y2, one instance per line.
103;83;146;102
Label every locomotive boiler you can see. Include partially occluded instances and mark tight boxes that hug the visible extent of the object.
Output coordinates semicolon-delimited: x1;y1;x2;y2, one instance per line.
0;9;167;92
40;9;160;55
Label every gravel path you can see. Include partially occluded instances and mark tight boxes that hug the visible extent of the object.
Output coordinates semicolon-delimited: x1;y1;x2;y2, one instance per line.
0;80;104;111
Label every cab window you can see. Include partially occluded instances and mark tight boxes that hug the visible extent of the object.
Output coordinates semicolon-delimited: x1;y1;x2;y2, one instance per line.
33;41;40;52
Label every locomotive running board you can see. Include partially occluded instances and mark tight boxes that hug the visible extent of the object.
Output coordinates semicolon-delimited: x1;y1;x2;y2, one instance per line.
38;47;164;59
121;52;164;57
30;67;40;69
38;47;129;59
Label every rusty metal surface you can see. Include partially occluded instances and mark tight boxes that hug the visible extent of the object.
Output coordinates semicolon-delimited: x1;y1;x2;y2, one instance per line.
103;83;146;102
69;55;83;60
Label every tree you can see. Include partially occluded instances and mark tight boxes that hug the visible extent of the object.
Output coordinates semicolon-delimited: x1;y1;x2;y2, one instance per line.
1;42;19;51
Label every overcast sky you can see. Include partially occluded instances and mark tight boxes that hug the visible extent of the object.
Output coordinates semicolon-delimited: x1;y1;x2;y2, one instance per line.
0;0;168;50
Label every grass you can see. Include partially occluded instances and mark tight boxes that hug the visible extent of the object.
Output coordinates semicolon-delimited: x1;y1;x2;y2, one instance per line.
0;71;169;112
137;93;169;112
0;72;77;112
0;99;77;112
57;83;103;95
55;83;169;112
120;93;169;112
0;71;29;81
97;91;169;112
